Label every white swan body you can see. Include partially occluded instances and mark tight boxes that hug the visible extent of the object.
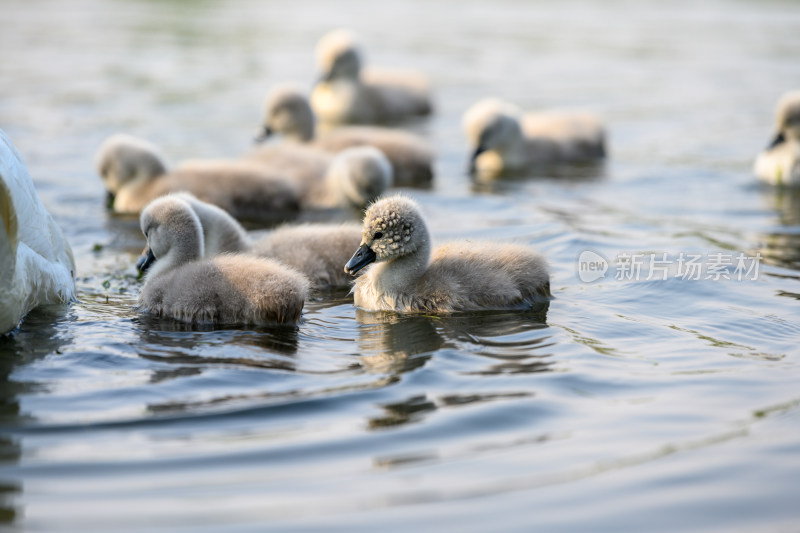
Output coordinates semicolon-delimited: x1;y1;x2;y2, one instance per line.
1;129;75;334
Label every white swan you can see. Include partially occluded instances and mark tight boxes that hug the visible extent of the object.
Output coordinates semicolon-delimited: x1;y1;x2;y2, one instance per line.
463;98;606;178
310;29;432;124
96;134;301;221
345;195;550;313
137;196;308;326
754;90;800;186
258;85;434;186
1;129;75;334
137;193;360;289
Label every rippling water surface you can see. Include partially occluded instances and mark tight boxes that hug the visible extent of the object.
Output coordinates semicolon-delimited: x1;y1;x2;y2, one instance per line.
2;1;800;531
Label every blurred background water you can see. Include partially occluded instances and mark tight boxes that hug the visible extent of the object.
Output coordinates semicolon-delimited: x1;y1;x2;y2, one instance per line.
1;0;800;531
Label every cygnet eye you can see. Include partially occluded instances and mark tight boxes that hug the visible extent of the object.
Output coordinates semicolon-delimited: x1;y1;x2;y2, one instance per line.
373;232;384;240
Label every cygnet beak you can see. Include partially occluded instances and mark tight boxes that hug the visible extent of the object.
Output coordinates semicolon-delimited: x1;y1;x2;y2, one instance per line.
344;244;376;276
136;247;157;275
254;126;273;144
106;190;116;209
767;131;786;149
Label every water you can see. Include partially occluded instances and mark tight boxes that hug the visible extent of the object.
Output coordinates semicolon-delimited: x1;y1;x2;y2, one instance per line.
1;0;800;530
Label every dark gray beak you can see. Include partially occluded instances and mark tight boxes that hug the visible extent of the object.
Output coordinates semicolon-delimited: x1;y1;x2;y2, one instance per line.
254;126;273;144
136;247;157;274
767;131;786;149
344;244;376;275
468;145;487;174
106;190;115;209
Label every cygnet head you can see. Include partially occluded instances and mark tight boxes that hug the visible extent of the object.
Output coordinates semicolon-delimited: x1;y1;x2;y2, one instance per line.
326;146;393;208
95;134;168;201
257;84;316;143
345;195;428;275
316;29;362;83
770;90;800;147
138;196;204;281
462;99;524;170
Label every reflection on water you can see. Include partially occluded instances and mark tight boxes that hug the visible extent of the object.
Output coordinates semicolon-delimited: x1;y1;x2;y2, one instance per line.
0;306;75;422
471;160;607;194
440;307;555;375
1;0;800;530
0;306;75;525
370;395;438;429
356;310;441;374
758;187;800;270
369;391;536;430
136;316;300;354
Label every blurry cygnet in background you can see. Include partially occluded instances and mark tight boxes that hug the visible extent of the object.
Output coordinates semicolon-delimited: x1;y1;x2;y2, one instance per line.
311;29;432;124
463;98;606;178
754;90;800;186
258;85;433;187
96;134;301;222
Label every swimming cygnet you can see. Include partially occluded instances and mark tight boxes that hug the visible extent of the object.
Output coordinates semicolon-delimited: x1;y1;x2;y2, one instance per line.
137;196;308;326
96;134;301;221
310;29;432;124
246;140;392;209
344;196;551;313
463;98;606;177
323;146;393;208
258;85;434;187
154;192;252;256
754;90;800;186
253;223;362;289
138;193;361;289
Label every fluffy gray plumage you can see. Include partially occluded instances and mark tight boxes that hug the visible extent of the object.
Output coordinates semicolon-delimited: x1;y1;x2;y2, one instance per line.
310;29;432;124
463;98;606;178
138;196;308;326
95;134;301;222
149;194;360;289
261;85;433;186
253;223;362;289
348;196;551;313
245;142;391;209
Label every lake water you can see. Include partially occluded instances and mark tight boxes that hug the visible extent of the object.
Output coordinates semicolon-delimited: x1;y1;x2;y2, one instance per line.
1;0;800;531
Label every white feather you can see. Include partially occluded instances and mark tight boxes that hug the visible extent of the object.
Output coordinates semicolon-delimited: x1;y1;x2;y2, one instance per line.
0;129;76;334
